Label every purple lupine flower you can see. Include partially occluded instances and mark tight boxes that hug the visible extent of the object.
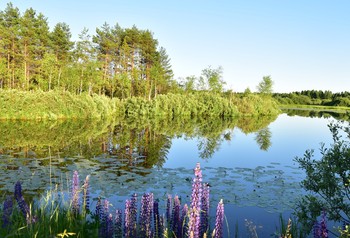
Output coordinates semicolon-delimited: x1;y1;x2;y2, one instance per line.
153;199;162;238
95;197;103;222
115;209;123;238
2;195;13;228
166;194;172;226
139;193;154;238
320;210;328;237
201;183;210;237
71;171;80;215
214;199;224;238
125;194;137;238
130;193;138;237
106;213;114;238
313;210;329;238
82;175;90;212
14;181;30;221
181;203;189;237
188;162;203;238
124;199;132;237
172;195;181;238
313;221;321;238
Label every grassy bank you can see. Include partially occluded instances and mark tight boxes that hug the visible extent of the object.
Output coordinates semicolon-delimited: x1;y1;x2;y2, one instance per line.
0;90;280;120
279;104;350;113
0;89;120;120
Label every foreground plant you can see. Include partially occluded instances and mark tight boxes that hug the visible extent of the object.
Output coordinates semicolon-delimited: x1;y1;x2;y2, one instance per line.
295;121;350;236
0;163;226;237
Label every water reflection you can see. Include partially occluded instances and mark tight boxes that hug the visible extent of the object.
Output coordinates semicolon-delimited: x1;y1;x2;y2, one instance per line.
283;108;350;121
254;127;272;151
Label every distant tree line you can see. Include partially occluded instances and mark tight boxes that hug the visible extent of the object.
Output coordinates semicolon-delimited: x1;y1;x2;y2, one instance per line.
273;90;350;107
0;3;175;99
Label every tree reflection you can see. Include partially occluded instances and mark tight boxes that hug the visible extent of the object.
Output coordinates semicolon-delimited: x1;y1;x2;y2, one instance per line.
254;127;272;151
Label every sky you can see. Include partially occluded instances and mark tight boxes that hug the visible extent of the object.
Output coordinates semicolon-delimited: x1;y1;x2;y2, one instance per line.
1;0;349;93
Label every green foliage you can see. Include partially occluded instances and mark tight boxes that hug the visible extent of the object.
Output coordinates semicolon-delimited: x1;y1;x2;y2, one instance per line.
295;121;350;233
232;93;281;116
257;75;273;94
274;90;350;109
0;89;117;120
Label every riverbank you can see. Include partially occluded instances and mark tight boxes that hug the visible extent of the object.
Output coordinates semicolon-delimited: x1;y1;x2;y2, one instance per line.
279;104;350;113
0;90;280;120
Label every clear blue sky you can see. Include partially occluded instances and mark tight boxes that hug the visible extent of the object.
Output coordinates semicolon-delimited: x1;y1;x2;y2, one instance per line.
1;0;349;93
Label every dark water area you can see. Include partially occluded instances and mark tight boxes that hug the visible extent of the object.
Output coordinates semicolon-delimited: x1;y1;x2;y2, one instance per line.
0;110;347;237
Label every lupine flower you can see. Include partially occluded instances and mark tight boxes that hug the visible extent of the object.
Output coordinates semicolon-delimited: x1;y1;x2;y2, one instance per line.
313;221;321;238
313;210;329;238
71;171;80;215
114;209;123;238
181;203;189;237
106;213;114;238
214;199;224;238
124;199;132;237
82;175;90;212
201;183;210;237
320;210;328;237
166;194;172;226
153;199;162;238
125;194;137;237
2;195;13;228
188;162;203;238
14;181;31;223
95;197;103;222
140;193;154;237
130;193;138;237
172;195;181;238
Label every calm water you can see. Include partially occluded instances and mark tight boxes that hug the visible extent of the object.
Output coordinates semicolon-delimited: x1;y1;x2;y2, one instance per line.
0;111;342;237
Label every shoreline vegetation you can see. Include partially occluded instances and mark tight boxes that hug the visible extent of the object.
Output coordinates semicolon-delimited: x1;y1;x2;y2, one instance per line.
0;89;281;120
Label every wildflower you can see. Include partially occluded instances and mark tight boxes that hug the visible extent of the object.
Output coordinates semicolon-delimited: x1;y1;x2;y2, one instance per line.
166;194;172;226
140;193;154;237
114;209;123;238
124;199;132;237
14;181;30;221
153;199;163;238
57;229;76;237
320;210;328;237
2;195;13;228
181;203;189;237
189;162;203;238
95;197;103;222
172;195;181;237
201;183;210;237
82;175;90;212
214;199;224;238
125;194;137;237
71;171;80;215
313;221;321;238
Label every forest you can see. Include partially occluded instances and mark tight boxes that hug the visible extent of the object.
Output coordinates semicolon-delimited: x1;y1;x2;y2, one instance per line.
0;3;281;120
0;3;176;98
274;90;350;108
